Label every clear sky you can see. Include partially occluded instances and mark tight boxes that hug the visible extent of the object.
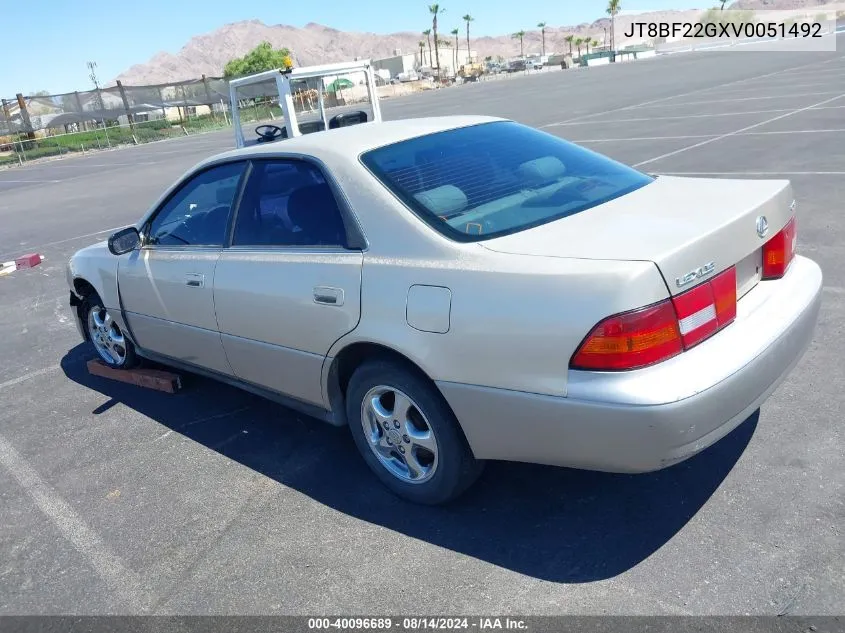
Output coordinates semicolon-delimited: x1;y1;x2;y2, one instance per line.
2;0;707;98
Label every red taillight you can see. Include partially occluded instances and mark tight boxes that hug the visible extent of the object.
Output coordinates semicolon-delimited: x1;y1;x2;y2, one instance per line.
571;266;738;371
762;217;796;279
710;266;737;326
672;267;736;349
570;301;683;371
671;279;717;348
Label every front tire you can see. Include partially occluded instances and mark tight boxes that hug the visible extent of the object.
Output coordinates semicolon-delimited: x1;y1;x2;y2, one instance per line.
346;361;484;505
80;294;137;369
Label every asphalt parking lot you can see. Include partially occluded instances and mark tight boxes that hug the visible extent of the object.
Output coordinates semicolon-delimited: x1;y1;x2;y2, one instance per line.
1;39;843;615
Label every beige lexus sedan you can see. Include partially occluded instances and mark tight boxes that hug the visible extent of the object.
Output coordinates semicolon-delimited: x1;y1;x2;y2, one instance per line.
67;116;822;504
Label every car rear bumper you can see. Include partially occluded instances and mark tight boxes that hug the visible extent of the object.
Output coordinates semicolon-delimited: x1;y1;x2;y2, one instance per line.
437;255;822;473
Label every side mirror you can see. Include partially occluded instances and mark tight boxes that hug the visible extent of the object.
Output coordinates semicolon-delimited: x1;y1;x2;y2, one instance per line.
108;227;140;255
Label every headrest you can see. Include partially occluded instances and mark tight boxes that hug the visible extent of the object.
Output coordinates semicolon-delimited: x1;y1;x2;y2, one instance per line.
516;156;566;186
413;185;468;217
287;184;345;244
288;183;336;222
329;110;368;128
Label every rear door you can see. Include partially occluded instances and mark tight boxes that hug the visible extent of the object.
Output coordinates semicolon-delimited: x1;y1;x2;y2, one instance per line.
213;158;364;407
119;161;247;374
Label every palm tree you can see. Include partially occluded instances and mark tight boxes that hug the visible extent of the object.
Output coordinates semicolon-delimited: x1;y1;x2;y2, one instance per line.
463;14;474;62
451;28;460;73
592;39;600;51
585;39;591;55
565;34;575;55
423;29;433;66
418;40;426;67
575;37;583;59
429;4;446;78
537;22;547;57
607;0;621;54
513;30;526;58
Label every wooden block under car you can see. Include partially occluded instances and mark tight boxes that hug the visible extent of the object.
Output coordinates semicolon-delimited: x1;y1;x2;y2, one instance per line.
14;253;42;269
86;359;182;393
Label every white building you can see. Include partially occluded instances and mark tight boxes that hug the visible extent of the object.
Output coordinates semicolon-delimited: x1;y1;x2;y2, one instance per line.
373;50;418;79
421;47;478;75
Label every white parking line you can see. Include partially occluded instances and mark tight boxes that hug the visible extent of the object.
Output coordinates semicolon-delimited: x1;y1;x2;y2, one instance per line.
149;145;227;155
580;134;718;143
0;179;62;184
630;90;843;109
0;433;152;612
0;165;141;187
811;104;845;111
545;104;845;127
540;55;843;128
0;365;60;390
0;225;128;262
575;128;845;142
709;80;841;93
548;108;793;127
778;66;845;76
633;92;845;168
1;137;225;175
17;162;156;168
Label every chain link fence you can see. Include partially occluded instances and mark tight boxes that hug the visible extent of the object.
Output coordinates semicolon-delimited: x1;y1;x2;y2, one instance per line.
0;76;236;167
0;73;438;168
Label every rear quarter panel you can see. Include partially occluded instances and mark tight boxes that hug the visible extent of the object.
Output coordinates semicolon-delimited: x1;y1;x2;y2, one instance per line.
353;251;671;396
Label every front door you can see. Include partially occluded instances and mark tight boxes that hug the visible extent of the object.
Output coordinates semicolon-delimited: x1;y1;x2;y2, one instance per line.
119;161;247;375
213;159;363;407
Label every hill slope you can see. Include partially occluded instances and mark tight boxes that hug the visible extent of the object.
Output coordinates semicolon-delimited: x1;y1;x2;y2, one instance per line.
114;12;699;85
114;0;839;85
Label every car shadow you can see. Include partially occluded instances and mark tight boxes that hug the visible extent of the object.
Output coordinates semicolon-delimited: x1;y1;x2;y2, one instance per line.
61;343;757;583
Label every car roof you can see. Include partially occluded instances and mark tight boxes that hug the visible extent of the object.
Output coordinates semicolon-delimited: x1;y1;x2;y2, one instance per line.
203;115;508;167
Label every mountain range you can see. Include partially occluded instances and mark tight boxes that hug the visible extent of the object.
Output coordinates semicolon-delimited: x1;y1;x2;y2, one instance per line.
114;0;840;85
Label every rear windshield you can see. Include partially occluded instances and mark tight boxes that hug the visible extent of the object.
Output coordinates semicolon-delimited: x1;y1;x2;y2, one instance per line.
360;121;654;242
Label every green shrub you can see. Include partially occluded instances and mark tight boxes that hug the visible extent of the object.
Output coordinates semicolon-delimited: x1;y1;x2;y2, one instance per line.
2;115;229;166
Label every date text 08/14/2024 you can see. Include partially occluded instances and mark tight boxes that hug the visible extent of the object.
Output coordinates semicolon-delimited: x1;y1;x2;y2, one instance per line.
307;617;528;630
623;21;824;40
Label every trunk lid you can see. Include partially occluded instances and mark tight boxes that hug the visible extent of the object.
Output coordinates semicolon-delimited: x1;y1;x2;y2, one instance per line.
481;175;795;296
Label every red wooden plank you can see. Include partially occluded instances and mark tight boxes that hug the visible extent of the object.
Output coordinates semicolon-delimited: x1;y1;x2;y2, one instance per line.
86;359;181;393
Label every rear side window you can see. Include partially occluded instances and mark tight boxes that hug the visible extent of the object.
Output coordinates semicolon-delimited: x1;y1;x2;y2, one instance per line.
360;121;654;242
232;160;348;248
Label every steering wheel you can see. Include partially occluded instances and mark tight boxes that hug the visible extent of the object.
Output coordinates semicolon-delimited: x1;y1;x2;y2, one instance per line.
255;124;285;143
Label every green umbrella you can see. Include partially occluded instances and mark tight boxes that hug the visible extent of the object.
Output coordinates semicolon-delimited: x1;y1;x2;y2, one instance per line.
325;78;355;93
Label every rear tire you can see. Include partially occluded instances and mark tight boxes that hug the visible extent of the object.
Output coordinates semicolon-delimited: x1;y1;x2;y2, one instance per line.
79;293;137;369
346;360;484;505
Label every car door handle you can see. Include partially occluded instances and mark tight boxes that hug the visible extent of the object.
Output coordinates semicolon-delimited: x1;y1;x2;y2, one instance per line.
185;273;204;288
314;286;344;306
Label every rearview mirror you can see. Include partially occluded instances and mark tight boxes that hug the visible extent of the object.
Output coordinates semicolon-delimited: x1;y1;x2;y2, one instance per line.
108;227;140;255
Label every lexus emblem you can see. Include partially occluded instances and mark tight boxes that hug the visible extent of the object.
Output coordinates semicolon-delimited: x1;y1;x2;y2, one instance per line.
756;215;769;239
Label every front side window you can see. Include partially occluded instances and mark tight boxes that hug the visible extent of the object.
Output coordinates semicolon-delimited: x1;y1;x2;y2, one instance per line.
147;162;246;247
360;121;654;242
232;160;348;248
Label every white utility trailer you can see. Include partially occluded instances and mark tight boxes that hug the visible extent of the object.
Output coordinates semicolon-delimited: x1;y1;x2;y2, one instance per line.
227;59;383;149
